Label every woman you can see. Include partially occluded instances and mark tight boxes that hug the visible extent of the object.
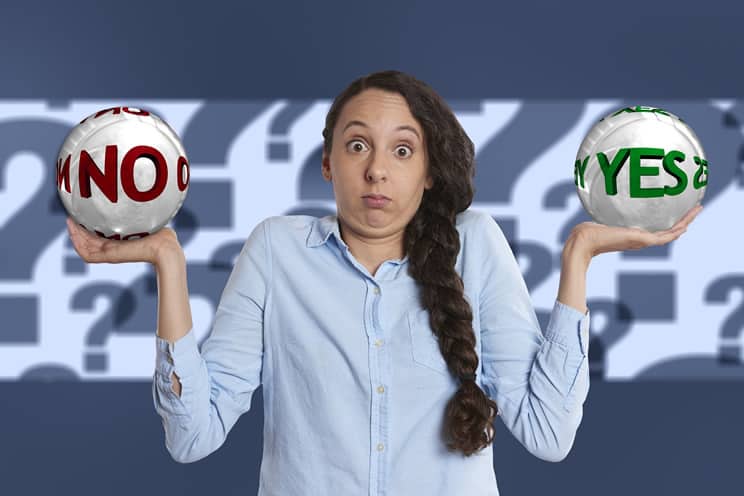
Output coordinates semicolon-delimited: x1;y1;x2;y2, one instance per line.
66;70;702;495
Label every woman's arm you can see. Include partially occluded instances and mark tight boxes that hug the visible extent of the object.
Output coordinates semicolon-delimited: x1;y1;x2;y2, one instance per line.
556;233;591;315
154;246;193;396
150;220;269;463
477;205;702;462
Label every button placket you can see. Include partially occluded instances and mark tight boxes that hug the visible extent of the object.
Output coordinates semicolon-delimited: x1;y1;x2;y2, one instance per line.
366;280;389;493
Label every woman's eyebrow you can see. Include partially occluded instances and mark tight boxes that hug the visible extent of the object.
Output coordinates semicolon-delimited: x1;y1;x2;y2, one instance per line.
342;120;421;141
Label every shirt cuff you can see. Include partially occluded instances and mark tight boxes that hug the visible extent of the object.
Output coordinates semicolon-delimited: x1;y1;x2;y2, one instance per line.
155;328;202;379
543;300;590;357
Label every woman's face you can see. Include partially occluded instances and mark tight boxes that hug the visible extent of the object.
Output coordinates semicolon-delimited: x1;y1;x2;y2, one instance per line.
322;88;433;245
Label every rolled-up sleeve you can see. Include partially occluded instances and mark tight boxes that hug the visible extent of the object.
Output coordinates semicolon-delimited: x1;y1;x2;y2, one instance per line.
476;213;590;462
152;219;271;463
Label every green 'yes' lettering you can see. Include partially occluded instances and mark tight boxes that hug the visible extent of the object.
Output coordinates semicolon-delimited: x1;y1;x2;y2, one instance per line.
693;156;709;189
662;150;687;196
574;156;589;188
596;148;630;195
630;148;665;198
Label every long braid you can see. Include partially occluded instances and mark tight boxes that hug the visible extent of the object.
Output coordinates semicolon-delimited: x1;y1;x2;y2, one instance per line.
405;189;499;456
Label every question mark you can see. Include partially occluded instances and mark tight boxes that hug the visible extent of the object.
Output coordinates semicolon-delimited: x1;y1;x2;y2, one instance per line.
292;140;335;217
289;99;336;216
476;102;586;323
533;295;632;380
583;298;633;379
544;179;593;247
635;272;744;380
70;237;247;371
70;283;136;372
705;275;744;366
175;101;274;244
267;101;314;161
474;102;586;205
0;119;71;348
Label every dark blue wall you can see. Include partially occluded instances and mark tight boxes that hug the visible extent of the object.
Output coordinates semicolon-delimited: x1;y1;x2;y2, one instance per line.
1;1;742;494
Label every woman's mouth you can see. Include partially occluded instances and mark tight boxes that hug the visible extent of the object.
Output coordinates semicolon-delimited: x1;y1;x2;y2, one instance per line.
362;195;391;208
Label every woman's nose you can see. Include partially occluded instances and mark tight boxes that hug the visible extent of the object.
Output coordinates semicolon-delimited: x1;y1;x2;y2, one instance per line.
365;154;387;182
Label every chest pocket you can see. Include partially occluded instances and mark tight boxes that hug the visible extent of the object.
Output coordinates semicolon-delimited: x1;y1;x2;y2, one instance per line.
407;308;449;376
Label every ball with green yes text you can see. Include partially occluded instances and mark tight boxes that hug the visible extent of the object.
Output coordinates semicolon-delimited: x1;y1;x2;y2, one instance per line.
573;105;707;232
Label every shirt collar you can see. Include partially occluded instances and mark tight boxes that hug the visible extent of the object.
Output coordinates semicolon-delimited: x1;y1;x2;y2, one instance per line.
306;215;409;265
306;215;341;248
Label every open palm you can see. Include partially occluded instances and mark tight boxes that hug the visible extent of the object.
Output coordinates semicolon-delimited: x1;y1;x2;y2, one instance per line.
66;217;180;265
572;204;703;258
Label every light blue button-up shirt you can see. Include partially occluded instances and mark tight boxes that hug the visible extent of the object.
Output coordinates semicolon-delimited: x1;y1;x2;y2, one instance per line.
152;208;591;496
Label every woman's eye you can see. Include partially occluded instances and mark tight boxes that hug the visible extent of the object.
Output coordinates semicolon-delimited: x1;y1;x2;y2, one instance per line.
395;145;412;158
347;140;368;153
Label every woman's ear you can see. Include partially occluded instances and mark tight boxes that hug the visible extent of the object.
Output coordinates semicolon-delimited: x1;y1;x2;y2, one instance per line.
322;153;332;181
425;174;433;189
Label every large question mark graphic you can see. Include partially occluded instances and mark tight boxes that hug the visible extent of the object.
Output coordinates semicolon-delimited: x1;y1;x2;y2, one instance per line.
705;275;744;368
475;100;585;254
71;238;246;373
72;101;272;374
0;118;72;350
169;102;273;242
477;102;586;328
635;273;744;379
70;283;136;372
287;99;336;217
582;298;633;379
267;101;314;161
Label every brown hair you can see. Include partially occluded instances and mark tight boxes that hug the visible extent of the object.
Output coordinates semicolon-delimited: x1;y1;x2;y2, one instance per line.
322;70;498;456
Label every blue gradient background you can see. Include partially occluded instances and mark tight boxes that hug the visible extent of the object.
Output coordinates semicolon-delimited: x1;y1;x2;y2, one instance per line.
1;1;742;495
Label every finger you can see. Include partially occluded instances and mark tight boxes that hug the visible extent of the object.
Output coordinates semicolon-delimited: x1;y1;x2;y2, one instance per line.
655;226;687;245
651;223;684;239
681;205;702;225
66;218;103;261
668;205;703;232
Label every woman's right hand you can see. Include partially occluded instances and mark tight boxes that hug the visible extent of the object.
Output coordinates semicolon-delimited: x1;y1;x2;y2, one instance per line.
66;217;181;265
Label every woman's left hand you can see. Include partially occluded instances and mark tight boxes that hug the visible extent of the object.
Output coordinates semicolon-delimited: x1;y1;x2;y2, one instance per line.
570;204;704;261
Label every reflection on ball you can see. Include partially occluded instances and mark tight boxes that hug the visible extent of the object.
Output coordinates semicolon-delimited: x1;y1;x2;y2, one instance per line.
56;106;189;240
574;106;707;232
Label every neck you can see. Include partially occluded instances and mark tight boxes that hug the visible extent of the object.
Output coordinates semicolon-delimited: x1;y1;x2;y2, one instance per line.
337;218;406;265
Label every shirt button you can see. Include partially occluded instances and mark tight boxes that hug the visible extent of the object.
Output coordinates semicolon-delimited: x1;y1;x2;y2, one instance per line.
377;385;385;393
374;339;384;347
377;443;385;451
373;287;380;295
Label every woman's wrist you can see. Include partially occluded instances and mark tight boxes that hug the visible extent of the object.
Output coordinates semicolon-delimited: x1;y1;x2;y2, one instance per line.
557;232;592;315
562;229;593;269
153;239;185;268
